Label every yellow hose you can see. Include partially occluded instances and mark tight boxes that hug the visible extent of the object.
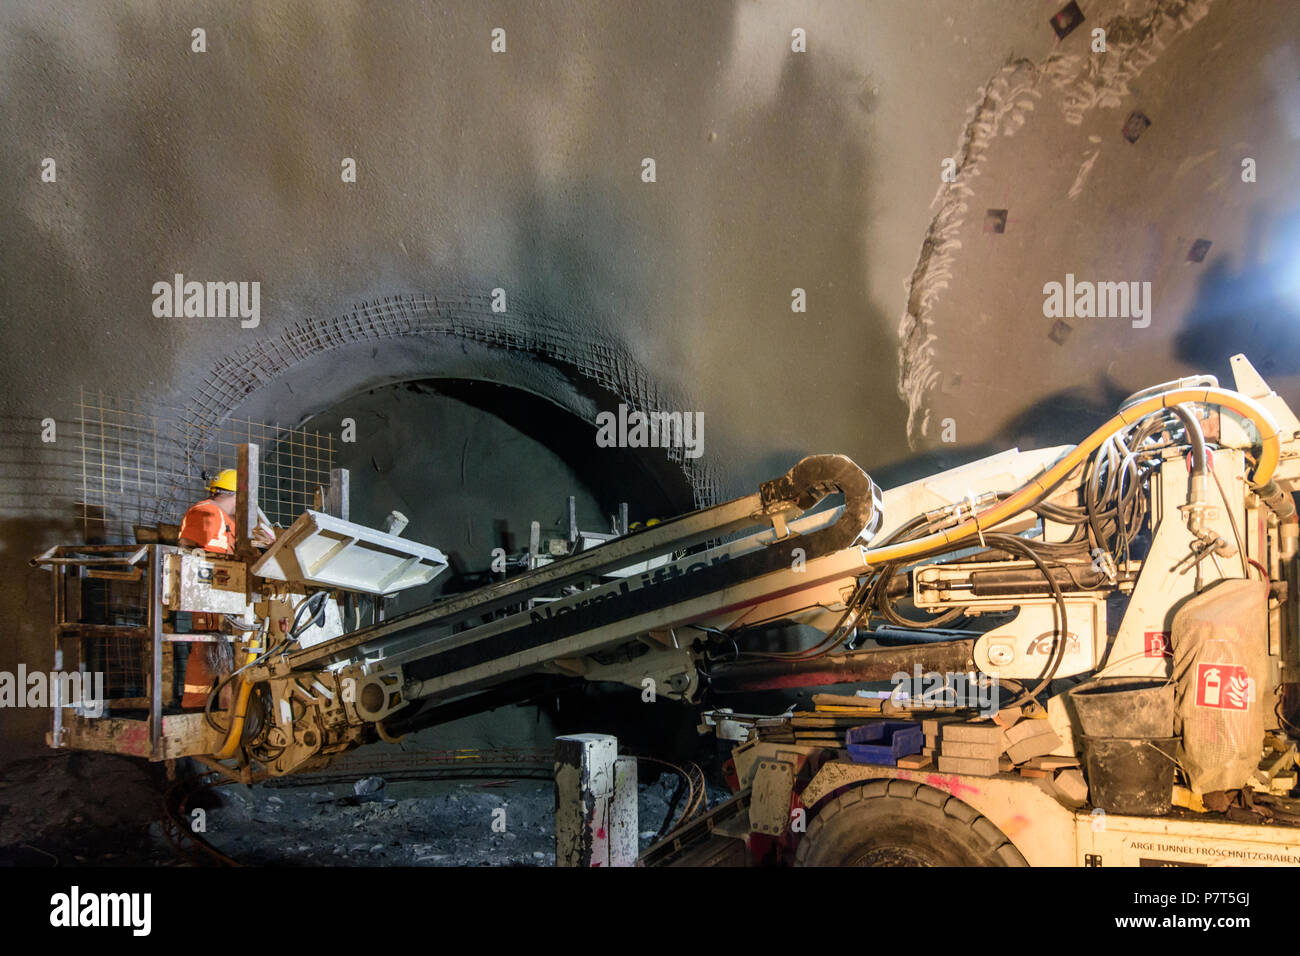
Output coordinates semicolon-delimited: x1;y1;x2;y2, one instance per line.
215;641;262;759
864;386;1283;566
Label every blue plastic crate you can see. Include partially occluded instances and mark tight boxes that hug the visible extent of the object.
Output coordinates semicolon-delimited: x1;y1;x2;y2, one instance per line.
845;721;924;766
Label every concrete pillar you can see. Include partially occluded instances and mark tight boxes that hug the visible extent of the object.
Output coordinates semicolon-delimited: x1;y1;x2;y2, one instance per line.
554;733;638;867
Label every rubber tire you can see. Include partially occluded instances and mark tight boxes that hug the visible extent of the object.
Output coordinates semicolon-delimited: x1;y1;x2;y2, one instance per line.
794;780;1029;867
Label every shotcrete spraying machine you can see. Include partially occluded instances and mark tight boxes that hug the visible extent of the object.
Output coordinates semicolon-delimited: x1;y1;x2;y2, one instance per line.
35;354;1300;865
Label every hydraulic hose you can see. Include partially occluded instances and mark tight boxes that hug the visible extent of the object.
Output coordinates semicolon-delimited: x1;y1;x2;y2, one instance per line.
215;639;264;759
208;594;326;757
1167;404;1207;477
862;386;1282;566
1167;404;1209;536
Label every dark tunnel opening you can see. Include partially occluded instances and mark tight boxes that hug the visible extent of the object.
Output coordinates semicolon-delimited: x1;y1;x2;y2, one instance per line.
291;376;699;614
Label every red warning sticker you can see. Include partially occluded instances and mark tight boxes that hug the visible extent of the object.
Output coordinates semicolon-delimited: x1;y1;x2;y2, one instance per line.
1194;663;1252;710
1144;631;1171;658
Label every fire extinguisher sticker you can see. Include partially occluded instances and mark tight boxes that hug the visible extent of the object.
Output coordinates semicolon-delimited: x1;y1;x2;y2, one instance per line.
1144;631;1171;658
1195;663;1250;710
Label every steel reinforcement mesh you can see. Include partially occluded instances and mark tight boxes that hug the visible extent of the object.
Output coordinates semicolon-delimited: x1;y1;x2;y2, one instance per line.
183;291;718;508
76;389;333;540
73;293;715;541
78;577;148;699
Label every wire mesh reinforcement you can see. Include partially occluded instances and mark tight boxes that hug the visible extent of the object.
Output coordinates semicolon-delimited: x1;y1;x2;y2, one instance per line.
76;388;333;540
183;291;718;508
74;292;715;541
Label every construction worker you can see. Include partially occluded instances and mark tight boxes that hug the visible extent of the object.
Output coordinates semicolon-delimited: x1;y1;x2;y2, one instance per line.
178;469;239;554
177;469;275;709
177;470;236;708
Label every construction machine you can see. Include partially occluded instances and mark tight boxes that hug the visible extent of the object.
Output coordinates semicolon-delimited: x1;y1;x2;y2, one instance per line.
35;353;1300;866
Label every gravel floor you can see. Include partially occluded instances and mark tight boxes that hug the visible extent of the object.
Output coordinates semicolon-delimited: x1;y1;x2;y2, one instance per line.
0;752;173;866
0;750;730;867
192;769;726;866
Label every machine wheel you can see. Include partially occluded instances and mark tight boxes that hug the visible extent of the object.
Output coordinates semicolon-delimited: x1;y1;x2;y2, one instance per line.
794;780;1028;867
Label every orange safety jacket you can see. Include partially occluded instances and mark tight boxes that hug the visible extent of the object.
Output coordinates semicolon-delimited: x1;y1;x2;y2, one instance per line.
179;499;236;555
182;643;218;709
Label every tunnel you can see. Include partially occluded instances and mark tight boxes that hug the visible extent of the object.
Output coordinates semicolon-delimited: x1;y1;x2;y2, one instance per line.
3;0;1300;895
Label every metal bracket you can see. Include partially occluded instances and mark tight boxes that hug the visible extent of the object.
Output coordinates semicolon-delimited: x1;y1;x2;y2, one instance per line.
749;759;796;836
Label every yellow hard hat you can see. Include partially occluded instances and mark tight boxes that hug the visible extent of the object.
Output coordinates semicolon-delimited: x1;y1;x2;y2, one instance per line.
208;468;238;494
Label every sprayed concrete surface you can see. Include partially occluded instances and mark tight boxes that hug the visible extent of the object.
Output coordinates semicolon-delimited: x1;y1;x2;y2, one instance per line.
900;0;1300;460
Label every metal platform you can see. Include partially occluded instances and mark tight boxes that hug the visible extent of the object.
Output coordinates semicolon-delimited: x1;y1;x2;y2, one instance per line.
251;510;449;594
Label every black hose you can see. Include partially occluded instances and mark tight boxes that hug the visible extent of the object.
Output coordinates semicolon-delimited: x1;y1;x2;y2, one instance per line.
1167;404;1207;477
290;591;329;638
981;533;1070;708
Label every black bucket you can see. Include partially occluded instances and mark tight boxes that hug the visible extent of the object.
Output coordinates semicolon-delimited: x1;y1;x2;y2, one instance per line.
1068;678;1174;737
1081;736;1179;815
